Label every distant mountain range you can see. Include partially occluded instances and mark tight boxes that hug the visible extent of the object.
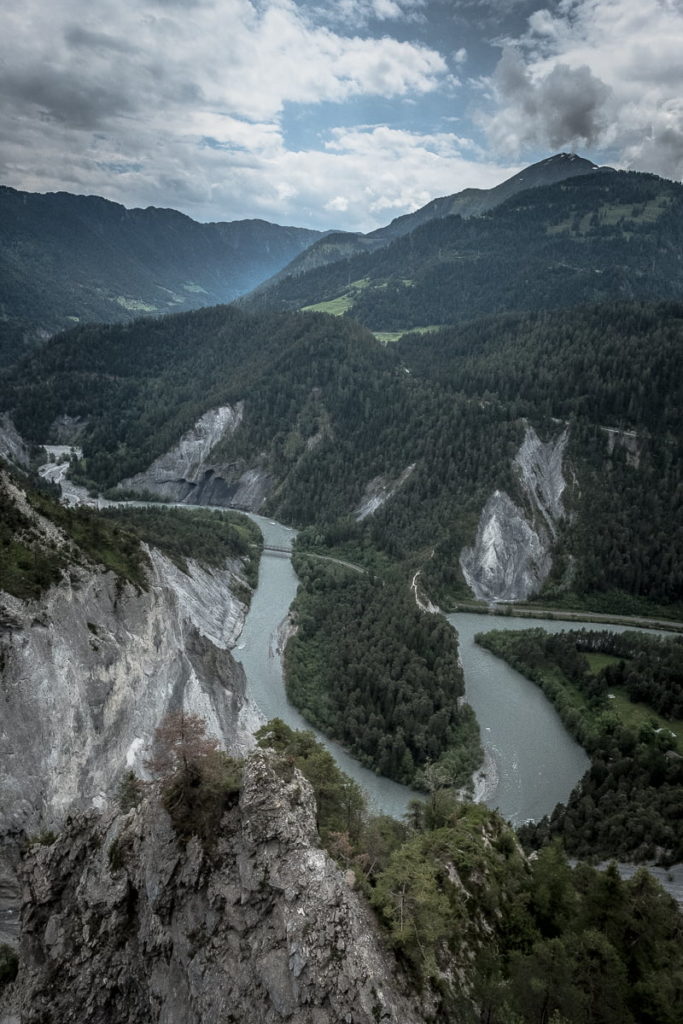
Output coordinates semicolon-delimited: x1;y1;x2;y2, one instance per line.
0;186;323;361
251;152;604;289
0;153;609;364
243;161;683;332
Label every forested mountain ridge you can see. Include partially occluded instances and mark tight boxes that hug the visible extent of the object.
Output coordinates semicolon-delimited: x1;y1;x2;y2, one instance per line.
0;153;598;364
369;152;601;241
243;168;683;331
248;152;601;299
1;299;681;616
0;306;392;487
0;185;323;364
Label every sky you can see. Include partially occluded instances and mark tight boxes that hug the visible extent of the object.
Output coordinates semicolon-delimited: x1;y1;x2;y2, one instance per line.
2;0;682;231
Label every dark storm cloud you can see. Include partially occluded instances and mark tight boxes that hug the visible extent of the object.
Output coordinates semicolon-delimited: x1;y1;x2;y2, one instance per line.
0;68;135;129
493;48;612;150
64;25;140;54
482;0;683;180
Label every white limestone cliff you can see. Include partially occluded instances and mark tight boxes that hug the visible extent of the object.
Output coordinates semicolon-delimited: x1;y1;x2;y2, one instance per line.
0;415;29;468
0;548;252;836
460;425;568;602
117;402;273;509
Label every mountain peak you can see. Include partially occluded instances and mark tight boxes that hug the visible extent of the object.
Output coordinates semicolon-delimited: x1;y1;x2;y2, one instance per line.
244;152;608;298
368;152;602;244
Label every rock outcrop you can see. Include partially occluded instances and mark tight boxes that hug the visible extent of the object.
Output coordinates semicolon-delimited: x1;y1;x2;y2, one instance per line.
0;416;29;468
2;752;425;1024
460;425;568;602
118;404;274;510
602;425;640;468
0;548;252;836
354;464;415;521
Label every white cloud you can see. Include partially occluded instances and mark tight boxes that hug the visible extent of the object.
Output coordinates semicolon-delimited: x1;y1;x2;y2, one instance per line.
314;0;426;27
0;102;520;231
0;0;479;228
0;0;447;125
325;195;350;212
482;0;683;179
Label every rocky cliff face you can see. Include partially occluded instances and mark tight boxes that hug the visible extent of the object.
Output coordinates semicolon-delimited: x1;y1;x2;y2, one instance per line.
353;464;415;521
460;425;568;602
1;752;425;1024
0;519;258;956
118;404;273;510
0;416;29;468
0;547;252;836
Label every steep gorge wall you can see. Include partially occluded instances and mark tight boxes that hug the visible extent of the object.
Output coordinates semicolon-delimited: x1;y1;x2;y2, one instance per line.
460;425;568;602
0;416;29;468
118;403;273;510
0;548;253;836
1;752;426;1024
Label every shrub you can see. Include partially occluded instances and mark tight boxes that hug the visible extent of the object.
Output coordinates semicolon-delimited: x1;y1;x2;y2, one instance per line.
146;712;242;847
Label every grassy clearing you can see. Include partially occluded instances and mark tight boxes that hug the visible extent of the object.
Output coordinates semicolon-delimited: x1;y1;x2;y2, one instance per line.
547;195;670;236
373;332;404;344
301;279;370;317
584;652;624;674
605;688;682;751
373;324;446;344
599;195;670;226
115;296;159;312
302;293;354;316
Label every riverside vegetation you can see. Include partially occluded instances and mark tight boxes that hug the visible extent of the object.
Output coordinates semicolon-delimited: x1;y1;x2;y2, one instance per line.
476;628;683;864
285;554;481;788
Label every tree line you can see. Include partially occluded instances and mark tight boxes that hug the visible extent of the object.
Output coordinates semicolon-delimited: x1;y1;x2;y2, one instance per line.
285;554;481;788
476;627;683;863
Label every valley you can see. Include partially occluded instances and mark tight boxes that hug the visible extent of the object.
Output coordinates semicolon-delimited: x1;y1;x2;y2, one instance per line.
1;155;682;1023
0;186;323;365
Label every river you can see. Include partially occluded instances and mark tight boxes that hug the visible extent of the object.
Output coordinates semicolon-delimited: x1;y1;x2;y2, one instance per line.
32;464;682;897
29;462;665;827
231;517;638;827
233;515;419;819
450;613;678;825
